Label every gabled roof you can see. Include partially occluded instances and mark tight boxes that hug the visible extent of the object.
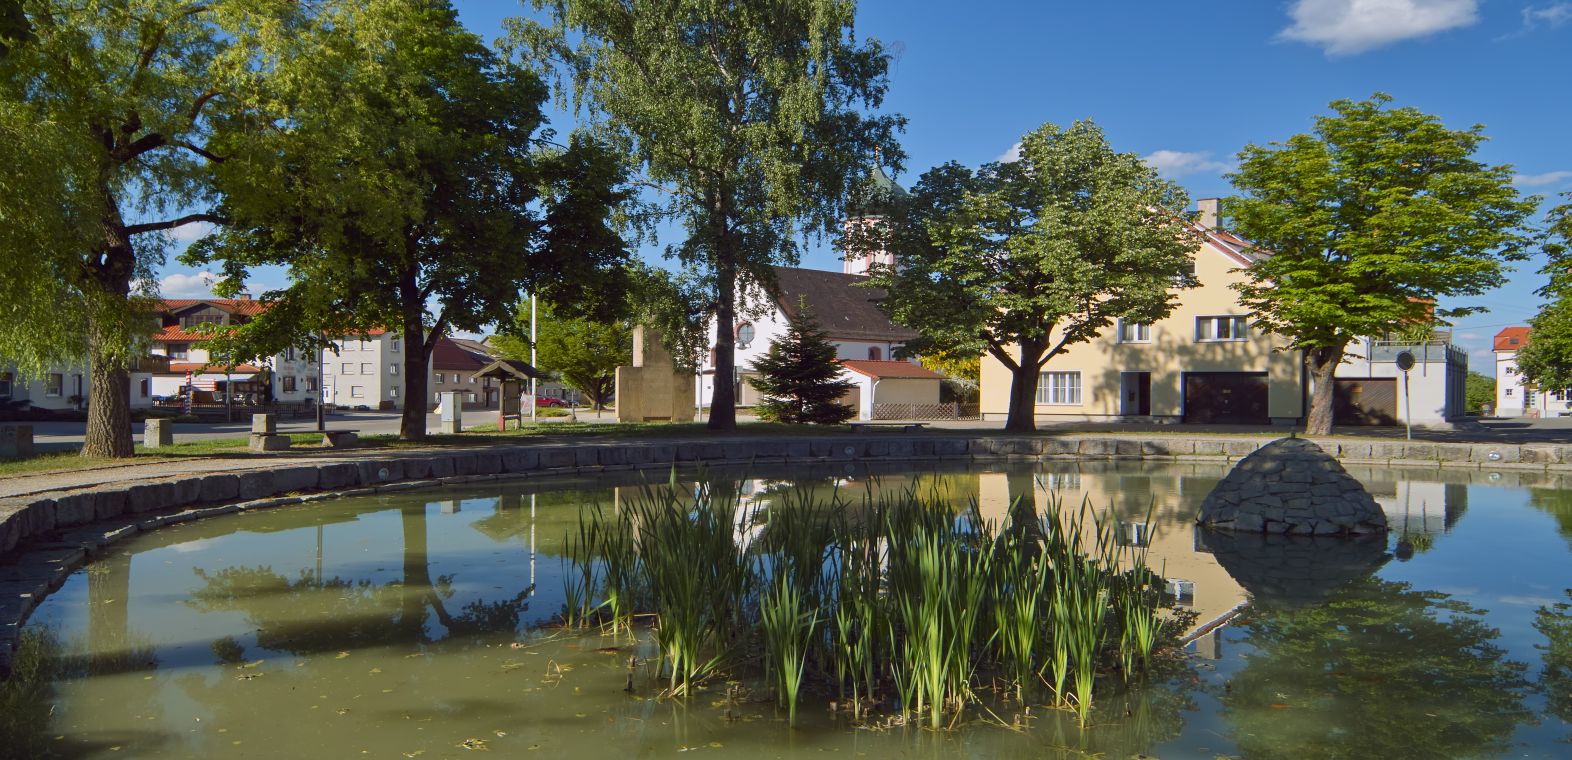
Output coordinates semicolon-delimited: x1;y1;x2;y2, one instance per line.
473;358;542;381
165;362;263;374
1494;326;1530;352
152;326;216;342
839;359;943;380
770;266;918;343
432;336;491;372
160;298;268;317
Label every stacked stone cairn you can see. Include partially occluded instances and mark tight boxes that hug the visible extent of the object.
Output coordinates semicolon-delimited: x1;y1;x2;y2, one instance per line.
1197;437;1387;536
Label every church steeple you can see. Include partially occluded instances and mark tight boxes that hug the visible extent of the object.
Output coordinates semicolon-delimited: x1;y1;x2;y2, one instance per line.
843;161;906;275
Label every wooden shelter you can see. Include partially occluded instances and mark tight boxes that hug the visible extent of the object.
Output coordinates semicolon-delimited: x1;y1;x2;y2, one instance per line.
472;359;543;431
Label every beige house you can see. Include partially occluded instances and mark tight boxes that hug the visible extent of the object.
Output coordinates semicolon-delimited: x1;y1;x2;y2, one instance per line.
979;200;1304;425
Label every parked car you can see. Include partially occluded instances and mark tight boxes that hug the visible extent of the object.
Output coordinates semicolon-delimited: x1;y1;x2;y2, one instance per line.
534;396;568;408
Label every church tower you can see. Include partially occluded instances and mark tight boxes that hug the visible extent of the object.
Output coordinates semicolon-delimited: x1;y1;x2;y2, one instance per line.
842;165;907;276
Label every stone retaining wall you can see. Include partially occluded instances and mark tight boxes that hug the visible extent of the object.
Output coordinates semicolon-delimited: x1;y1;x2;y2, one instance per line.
0;432;1568;675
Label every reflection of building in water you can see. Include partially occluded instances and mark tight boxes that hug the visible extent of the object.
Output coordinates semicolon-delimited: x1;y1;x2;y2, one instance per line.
1365;480;1467;537
976;469;1247;636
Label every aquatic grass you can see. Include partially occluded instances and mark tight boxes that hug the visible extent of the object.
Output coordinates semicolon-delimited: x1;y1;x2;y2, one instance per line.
760;575;818;725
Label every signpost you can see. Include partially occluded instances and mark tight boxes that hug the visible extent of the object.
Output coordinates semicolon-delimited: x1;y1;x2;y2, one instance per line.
1395;351;1416;441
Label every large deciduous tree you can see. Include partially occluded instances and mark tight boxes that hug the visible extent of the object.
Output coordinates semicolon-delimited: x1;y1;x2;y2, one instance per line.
189;0;629;441
0;1;235;457
1227;94;1536;435
515;0;903;429
858;120;1198;433
1509;198;1572;393
492;302;632;411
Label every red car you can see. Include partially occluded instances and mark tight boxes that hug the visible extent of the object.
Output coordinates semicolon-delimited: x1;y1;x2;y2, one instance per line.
534;396;569;408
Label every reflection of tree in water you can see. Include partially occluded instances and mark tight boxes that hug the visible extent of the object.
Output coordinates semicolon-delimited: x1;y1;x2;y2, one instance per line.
187;506;530;656
1528;489;1572;551
1223;576;1532;759
1536;590;1572;739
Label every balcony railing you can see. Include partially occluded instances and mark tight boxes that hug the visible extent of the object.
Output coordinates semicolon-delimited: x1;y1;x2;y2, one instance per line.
1368;340;1467;367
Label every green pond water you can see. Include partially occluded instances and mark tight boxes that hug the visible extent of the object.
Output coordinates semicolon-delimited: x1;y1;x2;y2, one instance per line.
6;461;1572;759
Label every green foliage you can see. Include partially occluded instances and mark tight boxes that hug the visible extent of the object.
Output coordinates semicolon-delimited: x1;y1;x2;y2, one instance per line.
187;0;629;439
1227;94;1537;433
1464;371;1496;415
748;303;856;424
514;0;903;427
0;0;29;57
494;301;632;408
858;119;1198;432
1512;198;1572;391
1535;590;1572;736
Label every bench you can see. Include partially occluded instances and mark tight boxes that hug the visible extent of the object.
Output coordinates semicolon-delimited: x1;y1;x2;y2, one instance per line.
847;422;929;433
314;429;360;448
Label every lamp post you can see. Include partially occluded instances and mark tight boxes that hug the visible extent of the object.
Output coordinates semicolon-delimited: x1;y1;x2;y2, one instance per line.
529;293;538;423
1396;350;1416;441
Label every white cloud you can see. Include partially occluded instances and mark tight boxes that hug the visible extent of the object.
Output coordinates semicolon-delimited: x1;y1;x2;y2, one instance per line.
157;271;221;298
168;221;216;243
1513;170;1572;187
997;142;1022;163
1522;2;1572;28
1141;150;1236;179
1280;0;1479;55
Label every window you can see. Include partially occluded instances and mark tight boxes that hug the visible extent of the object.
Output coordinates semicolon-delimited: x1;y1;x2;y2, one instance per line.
0;372;11;398
1555;390;1566;401
138;378;149;398
1506;366;1516;375
341;362;353;375
736;322;755;347
1118;320;1152;343
435;373;445;384
281;376;297;392
389;364;399;376
391;337;400;353
1196;316;1249;342
342;340;354;351
468;392;477;402
1527;390;1538;405
45;373;63;397
1119;522;1150;548
360;338;371;350
167;343;190;359
350;386;364;398
388;386;399;398
306;377;318;392
285;347;296;361
868;346;882;360
180;313;223;328
1505;388;1514;397
360;363;372;375
1167;579;1196;608
469;376;476;384
1035;371;1082;405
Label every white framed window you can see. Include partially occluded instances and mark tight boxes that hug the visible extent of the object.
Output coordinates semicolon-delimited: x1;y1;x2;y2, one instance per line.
1506;367;1517;376
360;338;371;350
138;378;149;398
1035;371;1082;405
360;363;372;375
1167;579;1196;607
306;377;318;392
435;373;445;384
167;343;190;359
391;337;400;353
340;362;353;375
281;376;297;392
389;364;399;376
736;322;755;347
1118;320;1152;343
1505;388;1514;397
1527;390;1538;405
469;376;476;384
1196;316;1249;342
45;373;63;397
349;385;364;398
467;392;477;402
389;386;399;398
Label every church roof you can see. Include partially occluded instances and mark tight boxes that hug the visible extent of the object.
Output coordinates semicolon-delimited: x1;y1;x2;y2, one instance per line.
771;266;918;343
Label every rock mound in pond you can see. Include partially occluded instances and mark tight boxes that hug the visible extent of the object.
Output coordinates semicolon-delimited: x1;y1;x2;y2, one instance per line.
1197;437;1387;536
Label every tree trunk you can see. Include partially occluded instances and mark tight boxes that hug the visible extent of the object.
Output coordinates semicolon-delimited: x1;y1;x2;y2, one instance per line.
1004;340;1046;434
1304;344;1346;436
709;255;738;430
80;212;137;459
82;358;133;458
399;298;432;441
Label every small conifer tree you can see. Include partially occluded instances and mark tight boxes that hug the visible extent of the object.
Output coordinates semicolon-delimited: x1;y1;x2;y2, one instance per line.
749;302;856;424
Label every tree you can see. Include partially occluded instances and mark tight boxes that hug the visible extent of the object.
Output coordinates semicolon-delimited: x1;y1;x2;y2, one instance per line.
1464;371;1496;415
858;120;1198;433
748;302;854;424
515;0;903;430
188;0;629;441
0;1;237;457
1508;198;1572;392
1226;94;1537;435
492;302;632;410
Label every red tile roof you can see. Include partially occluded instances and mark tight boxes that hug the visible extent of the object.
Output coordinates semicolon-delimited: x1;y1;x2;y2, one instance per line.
152;325;219;342
159;298;269;317
1494;326;1531;352
839;360;944;380
166;362;263;374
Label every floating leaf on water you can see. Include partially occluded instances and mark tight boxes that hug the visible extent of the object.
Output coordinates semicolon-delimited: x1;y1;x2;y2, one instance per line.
401;752;425;758
459;738;489;751
335;652;350;659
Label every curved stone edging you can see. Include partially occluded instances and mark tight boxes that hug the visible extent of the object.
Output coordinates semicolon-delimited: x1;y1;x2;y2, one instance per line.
2;432;1570;675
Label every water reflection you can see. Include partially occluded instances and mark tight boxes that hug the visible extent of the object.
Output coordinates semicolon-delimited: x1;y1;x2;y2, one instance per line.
1537;590;1572;742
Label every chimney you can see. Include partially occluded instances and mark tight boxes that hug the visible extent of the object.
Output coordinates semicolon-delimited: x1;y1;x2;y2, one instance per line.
237;293;251;300
1196;198;1220;230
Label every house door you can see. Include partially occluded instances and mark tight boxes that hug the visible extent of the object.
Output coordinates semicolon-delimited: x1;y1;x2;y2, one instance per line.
1182;372;1270;424
1334;378;1397;426
1120;372;1152;416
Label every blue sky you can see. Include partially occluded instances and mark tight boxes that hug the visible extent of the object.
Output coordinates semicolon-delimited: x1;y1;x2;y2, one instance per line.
159;0;1571;366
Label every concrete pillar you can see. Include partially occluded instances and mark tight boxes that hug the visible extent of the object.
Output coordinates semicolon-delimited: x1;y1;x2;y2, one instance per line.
252;413;276;434
0;425;34;458
1197;198;1220;229
143;418;174;448
439;392;462;434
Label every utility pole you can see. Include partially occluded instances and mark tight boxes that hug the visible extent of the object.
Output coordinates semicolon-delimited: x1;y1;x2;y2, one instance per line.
530;293;538;423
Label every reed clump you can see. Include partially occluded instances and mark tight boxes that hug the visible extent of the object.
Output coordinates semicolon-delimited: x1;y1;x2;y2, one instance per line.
560;473;1183;728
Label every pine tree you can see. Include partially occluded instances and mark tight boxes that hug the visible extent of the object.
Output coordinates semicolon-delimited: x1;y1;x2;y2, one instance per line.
749;303;856;425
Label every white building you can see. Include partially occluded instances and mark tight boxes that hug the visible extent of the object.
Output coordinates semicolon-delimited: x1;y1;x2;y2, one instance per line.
321;330;405;410
1492;326;1571;417
149;299;317;405
1333;336;1468;426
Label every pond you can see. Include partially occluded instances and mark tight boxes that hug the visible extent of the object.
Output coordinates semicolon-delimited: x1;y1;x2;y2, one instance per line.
6;461;1571;759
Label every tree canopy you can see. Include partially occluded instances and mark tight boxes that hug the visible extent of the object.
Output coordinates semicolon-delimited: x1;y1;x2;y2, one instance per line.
187;0;629;440
1226;93;1536;434
858;120;1198;432
1507;198;1572;392
493;301;632;410
514;0;902;429
0;0;241;456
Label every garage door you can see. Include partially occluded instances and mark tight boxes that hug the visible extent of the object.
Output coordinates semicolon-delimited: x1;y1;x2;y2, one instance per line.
1334;378;1397;426
1183;372;1270;425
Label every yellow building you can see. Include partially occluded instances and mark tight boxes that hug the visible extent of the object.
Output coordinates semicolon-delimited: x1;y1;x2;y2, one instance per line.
979;200;1305;425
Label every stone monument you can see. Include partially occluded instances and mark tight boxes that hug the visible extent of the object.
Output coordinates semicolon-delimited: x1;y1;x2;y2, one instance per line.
143;418;174;448
1197;437;1387;536
615;326;696;423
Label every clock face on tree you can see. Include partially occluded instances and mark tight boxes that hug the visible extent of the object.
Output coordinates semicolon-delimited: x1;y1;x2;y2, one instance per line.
737;323;755;347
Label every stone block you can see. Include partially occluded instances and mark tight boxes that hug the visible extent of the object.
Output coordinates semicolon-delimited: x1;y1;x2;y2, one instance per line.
199;474;241;503
598;446;628;467
1114;440;1142;457
501;449;539;473
89;488;128;520
472;452;502;475
0;425;34;459
143;418;174;448
316;463;358;490
1520;446;1563;465
1403;444;1439;461
237;471;280;501
322;431;357;448
53;493;96;527
126;482;175;514
1223;440;1260;458
353;460;401;486
248;433;290;452
1078;439;1116;457
575;447;600;467
427;457;455;479
935;438;969;457
540;449;575;469
1472;445;1519;464
251;413;276;435
450;453;478;476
